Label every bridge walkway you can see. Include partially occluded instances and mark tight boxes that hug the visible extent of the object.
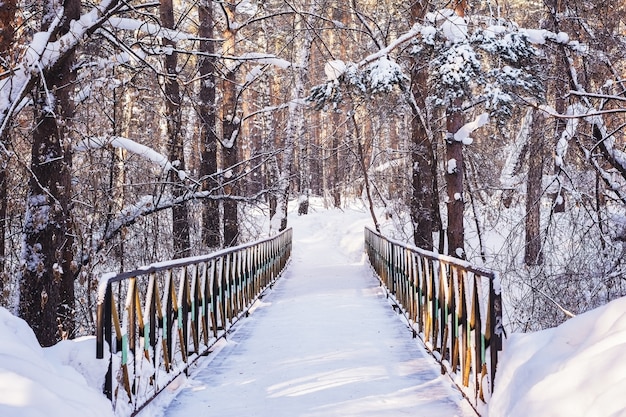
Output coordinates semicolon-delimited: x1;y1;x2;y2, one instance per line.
160;210;475;417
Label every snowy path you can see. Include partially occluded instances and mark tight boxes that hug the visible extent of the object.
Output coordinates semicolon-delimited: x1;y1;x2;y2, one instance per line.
159;208;475;417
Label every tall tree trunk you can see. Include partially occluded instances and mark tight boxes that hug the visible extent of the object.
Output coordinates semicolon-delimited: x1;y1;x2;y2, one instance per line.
445;104;465;259
445;3;467;259
198;0;221;248
161;0;191;258
0;0;17;300
546;0;569;213
328;5;347;209
19;0;80;345
291;10;313;216
222;4;240;246
330;112;342;208
409;0;439;251
525;110;545;266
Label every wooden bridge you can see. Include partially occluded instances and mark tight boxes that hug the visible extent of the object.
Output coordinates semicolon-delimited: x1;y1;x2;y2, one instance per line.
96;218;503;416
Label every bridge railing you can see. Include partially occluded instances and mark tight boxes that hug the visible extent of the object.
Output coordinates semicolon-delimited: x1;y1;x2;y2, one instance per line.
96;228;292;416
364;227;504;407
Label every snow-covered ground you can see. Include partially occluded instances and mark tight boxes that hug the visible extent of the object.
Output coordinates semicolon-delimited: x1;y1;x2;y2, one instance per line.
1;200;625;417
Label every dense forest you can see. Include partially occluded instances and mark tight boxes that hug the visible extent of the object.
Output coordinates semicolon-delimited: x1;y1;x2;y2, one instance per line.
0;0;625;346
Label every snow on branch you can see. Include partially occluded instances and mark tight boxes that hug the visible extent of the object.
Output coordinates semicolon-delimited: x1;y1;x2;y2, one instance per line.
356;24;422;68
107;17;195;42
554;104;587;168
425;8;468;42
453;113;489;145
224;52;293;73
0;0;122;138
75;136;188;180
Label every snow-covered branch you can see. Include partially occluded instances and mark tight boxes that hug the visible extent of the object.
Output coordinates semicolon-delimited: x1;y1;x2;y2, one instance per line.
75;135;183;177
0;0;124;138
106;17;194;42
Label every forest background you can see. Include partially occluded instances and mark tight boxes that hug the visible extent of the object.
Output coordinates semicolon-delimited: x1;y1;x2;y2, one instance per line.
0;0;625;347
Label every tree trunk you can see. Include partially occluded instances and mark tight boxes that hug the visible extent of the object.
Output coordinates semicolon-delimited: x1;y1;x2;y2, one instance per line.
198;0;221;248
525;110;545;266
0;0;16;300
222;6;240;246
161;0;191;258
270;5;315;231
19;0;80;345
353;113;380;232
294;13;313;216
445;104;465;259
445;4;467;259
546;0;569;213
409;0;439;251
330;111;342;208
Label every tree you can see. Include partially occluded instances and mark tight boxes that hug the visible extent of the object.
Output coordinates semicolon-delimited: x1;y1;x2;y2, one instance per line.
220;3;241;247
442;1;469;259
0;0;17;300
198;0;221;248
408;1;441;251
160;0;191;258
256;0;319;231
524;109;545;266
18;0;81;346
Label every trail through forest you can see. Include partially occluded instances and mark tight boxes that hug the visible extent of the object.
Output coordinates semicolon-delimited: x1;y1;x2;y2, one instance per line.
157;207;474;417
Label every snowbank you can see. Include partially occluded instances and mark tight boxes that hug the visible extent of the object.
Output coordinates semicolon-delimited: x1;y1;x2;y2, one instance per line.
489;296;626;417
0;307;114;417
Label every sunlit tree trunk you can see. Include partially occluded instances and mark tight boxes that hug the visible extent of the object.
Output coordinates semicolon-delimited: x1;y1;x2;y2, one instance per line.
198;0;221;248
445;106;465;259
409;0;440;251
19;0;80;346
327;5;347;209
294;13;313;216
161;0;191;257
222;4;240;246
444;2;467;259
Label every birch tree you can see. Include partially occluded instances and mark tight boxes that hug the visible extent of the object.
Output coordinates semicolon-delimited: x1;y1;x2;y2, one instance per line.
268;2;316;231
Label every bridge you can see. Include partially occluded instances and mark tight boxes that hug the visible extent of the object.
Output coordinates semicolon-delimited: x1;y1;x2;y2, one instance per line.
96;211;503;417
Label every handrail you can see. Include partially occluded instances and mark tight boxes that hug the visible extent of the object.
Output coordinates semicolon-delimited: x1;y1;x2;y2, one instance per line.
96;228;292;415
364;227;504;409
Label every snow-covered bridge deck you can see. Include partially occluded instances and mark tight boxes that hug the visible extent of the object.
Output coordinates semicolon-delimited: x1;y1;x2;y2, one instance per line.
158;210;475;417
